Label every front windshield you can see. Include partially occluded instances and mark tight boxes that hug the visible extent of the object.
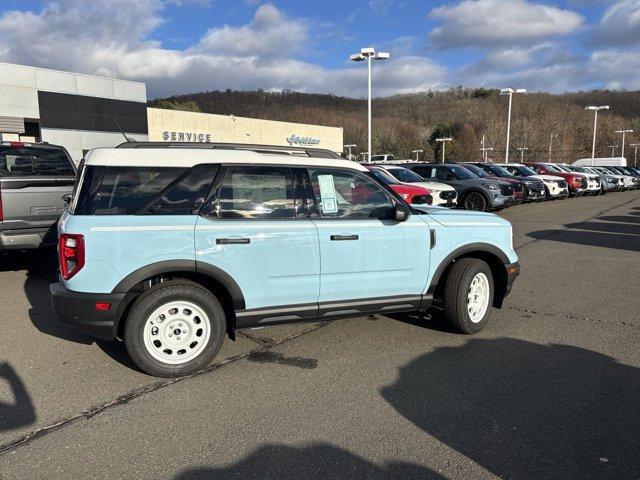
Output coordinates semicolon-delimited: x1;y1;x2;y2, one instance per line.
461;164;488;177
545;164;562;173
449;165;477;180
388;167;425;183
369;168;398;185
485;164;513;177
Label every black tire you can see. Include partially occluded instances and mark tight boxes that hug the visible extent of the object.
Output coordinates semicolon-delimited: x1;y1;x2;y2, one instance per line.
124;280;226;377
442;258;494;334
463;191;489;211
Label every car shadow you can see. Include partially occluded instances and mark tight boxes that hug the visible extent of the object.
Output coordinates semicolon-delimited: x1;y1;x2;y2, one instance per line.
173;443;445;480
380;338;640;480
386;309;460;334
2;250;140;371
0;363;36;432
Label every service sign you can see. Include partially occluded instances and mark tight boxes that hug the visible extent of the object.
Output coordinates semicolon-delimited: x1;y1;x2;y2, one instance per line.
162;131;212;142
286;134;320;146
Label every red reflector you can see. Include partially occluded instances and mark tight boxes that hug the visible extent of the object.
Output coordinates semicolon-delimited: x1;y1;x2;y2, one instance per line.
9;141;25;148
94;302;112;311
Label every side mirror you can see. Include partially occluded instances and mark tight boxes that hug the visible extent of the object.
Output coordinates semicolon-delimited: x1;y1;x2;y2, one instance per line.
394;203;410;222
61;194;72;204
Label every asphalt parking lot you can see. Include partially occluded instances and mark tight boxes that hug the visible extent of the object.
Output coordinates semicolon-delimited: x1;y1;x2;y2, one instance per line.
1;191;639;479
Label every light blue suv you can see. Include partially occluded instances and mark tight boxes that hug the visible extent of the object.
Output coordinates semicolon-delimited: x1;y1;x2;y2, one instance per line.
51;143;520;377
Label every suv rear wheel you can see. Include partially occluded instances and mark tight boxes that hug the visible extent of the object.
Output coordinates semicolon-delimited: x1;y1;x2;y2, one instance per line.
124;280;226;377
442;258;494;334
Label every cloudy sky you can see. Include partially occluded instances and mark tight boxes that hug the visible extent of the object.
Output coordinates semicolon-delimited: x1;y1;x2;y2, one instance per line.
0;0;638;98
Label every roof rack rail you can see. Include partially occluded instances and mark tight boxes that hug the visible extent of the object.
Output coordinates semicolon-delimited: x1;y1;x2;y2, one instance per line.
115;141;342;159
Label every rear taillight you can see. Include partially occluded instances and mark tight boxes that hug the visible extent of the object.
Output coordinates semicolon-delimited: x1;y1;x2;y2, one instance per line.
59;234;85;280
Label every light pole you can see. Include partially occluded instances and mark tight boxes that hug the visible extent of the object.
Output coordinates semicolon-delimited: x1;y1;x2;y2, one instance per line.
344;144;356;160
500;88;526;163
614;129;633;158
608;145;618;156
359;152;368;163
586;105;609;165
517;147;529;162
411;149;423;161
435;137;452;163
548;133;557;162
350;47;390;163
629;143;639;166
481;147;494;162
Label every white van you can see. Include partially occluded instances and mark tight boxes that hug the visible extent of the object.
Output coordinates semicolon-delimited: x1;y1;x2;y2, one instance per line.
573;157;627;167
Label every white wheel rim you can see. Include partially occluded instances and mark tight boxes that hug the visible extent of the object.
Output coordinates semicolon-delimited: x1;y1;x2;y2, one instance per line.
467;272;490;323
142;301;211;365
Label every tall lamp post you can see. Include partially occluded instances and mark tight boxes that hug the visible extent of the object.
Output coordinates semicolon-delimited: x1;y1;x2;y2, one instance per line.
608;145;618;156
435;138;452;163
500;88;526;163
517;147;529;162
481;146;493;162
349;47;390;163
586;105;609;165
411;149;423;161
548;133;557;162
344;144;356;160
629;143;639;166
614;129;633;158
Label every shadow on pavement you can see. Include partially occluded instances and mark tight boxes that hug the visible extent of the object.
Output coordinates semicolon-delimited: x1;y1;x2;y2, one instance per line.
1;250;139;371
0;363;36;432
381;338;640;480
174;443;444;480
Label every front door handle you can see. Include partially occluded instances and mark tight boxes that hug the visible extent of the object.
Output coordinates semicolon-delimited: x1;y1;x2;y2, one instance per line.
216;238;250;245
330;234;359;241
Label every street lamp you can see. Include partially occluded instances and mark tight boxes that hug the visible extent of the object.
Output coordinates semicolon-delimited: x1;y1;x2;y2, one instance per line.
411;149;423;161
629;143;640;166
548;133;557;162
586;105;609;165
350;47;390;163
481;147;494;162
608;145;618;156
344;144;356;160
500;88;526;163
614;129;633;158
435;137;452;163
517;147;529;162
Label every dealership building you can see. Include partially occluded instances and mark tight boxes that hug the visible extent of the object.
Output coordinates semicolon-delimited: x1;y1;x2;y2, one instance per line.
0;62;343;162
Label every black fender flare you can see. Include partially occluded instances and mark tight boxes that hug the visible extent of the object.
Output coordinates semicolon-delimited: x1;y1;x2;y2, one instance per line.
111;260;246;310
427;243;510;296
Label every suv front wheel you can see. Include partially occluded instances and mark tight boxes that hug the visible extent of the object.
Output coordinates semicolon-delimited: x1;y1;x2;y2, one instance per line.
124;281;226;377
442;258;494;334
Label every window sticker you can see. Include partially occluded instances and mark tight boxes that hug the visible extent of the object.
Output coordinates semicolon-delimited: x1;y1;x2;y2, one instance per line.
317;174;338;214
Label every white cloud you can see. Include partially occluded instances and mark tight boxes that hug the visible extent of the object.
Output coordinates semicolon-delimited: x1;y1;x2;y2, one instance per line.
0;0;445;98
592;0;640;46
429;0;584;48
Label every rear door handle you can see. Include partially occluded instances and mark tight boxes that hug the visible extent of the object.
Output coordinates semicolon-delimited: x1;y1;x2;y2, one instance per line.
330;234;359;241
216;238;250;245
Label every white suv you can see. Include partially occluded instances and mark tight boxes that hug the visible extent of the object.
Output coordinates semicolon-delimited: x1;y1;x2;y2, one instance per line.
370;164;458;206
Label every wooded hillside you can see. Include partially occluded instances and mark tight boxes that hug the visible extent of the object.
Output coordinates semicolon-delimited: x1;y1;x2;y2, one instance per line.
150;88;640;163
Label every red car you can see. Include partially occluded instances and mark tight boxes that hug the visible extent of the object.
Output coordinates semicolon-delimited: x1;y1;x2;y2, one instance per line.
365;166;432;204
523;162;587;196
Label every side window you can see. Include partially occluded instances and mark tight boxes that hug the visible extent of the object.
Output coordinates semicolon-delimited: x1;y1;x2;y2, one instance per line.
216;166;295;219
412;166;432;178
307;168;394;220
434;167;451;181
145;164;219;215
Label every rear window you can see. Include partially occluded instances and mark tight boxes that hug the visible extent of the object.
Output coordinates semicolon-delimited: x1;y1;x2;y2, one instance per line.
0;146;75;177
74;165;218;215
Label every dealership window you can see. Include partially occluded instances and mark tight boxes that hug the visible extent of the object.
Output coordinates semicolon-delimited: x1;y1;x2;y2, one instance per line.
214;166;295;219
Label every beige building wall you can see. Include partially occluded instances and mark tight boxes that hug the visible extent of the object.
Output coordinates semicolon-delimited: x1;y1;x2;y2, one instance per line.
147;108;343;153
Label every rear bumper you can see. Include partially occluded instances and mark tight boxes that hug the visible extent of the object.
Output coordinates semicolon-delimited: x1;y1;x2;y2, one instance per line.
50;282;127;340
0;225;57;250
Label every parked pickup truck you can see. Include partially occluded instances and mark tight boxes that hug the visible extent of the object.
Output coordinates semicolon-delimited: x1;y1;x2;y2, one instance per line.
50;142;520;377
0;141;76;250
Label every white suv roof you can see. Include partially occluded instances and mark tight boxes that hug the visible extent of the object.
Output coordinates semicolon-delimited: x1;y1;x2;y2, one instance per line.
85;147;368;172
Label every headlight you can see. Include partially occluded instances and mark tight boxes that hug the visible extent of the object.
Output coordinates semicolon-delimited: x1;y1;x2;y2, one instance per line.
482;183;500;190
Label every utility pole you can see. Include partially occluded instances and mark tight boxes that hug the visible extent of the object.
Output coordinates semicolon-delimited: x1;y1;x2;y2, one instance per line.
548;133;557;162
585;105;609;165
615;129;633;158
435;138;452;163
500;88;526;163
517;147;528;162
608;145;618;156
629;143;639;166
343;144;356;160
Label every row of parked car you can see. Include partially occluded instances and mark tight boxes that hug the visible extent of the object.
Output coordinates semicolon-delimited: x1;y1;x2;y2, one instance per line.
367;160;640;211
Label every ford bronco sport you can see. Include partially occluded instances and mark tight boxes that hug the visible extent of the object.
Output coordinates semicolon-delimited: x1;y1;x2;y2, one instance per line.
51;143;519;377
